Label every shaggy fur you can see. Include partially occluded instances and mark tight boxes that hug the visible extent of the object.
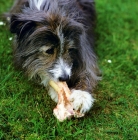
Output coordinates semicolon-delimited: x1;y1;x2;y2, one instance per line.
8;0;101;115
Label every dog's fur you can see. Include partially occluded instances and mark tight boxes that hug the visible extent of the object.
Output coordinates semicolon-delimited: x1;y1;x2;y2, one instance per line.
8;0;101;114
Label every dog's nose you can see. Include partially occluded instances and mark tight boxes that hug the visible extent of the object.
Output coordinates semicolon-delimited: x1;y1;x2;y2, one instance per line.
59;74;69;81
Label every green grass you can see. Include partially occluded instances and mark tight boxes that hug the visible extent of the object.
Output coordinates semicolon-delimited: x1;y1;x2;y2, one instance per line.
0;0;138;139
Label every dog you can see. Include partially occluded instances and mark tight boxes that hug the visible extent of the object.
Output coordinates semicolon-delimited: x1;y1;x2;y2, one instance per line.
7;0;101;115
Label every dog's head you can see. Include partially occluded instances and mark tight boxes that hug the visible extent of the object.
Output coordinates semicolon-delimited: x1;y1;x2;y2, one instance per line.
10;0;85;86
10;0;100;89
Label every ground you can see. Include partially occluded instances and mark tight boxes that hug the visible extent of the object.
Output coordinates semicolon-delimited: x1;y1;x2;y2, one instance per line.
0;0;138;139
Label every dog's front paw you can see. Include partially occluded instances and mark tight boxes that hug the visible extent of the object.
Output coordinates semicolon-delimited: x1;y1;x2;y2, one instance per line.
70;90;94;114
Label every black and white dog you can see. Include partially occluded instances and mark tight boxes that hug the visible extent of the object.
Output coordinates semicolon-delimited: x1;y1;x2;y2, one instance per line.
8;0;100;115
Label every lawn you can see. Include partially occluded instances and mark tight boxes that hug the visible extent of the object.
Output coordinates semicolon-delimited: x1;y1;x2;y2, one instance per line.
0;0;138;139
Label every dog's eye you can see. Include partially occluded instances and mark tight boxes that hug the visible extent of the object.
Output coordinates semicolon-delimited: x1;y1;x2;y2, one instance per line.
45;48;54;54
68;48;77;53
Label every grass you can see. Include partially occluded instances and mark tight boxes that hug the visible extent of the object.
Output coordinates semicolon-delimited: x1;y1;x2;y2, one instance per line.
0;0;138;139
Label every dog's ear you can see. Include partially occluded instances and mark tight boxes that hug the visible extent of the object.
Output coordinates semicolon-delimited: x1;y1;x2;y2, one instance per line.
77;0;95;12
77;0;95;4
77;0;96;27
10;15;36;38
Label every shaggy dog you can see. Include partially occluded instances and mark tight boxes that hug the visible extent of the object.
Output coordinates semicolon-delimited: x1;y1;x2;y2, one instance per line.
8;0;100;115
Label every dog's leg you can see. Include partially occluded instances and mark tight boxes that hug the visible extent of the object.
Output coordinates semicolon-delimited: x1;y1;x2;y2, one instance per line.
69;79;95;114
70;89;94;114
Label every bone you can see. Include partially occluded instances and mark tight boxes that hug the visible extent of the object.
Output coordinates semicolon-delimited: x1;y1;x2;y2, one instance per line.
49;80;84;121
